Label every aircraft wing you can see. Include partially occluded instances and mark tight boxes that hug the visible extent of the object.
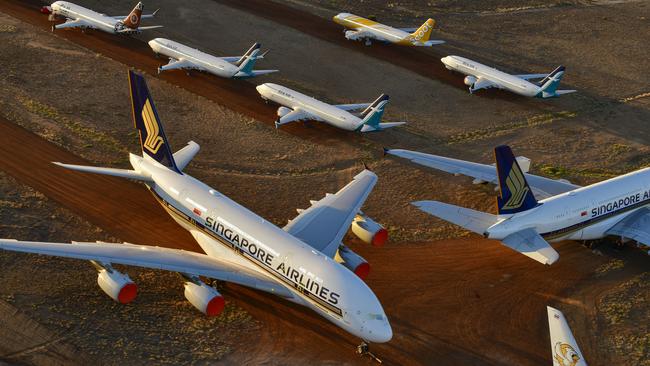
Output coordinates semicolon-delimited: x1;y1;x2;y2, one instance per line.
0;239;293;298
605;207;650;246
283;170;377;258
276;108;316;127
159;58;200;72
55;19;94;30
501;228;559;265
471;77;499;91
334;103;371;111
385;148;580;199
515;73;547;80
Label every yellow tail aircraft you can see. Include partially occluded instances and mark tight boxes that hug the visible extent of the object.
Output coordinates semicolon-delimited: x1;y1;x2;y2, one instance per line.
333;13;444;47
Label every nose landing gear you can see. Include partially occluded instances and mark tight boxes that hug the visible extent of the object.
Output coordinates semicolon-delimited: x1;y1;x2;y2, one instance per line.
356;341;382;364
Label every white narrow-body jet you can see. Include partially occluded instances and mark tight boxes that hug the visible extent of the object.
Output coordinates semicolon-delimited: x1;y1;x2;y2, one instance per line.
547;306;587;366
256;83;405;132
333;13;444;47
386;145;650;265
41;1;161;34
148;38;277;79
0;71;392;346
441;55;576;98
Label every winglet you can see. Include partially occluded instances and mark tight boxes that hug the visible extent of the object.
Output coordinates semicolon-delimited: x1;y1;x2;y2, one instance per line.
362;162;371;171
382;147;389;157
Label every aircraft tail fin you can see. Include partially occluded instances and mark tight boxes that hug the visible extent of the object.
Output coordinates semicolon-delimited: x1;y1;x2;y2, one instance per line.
359;94;389;129
128;70;180;173
409;19;435;42
537;66;574;97
235;43;261;67
547;306;587;366
122;2;144;29
494;145;538;215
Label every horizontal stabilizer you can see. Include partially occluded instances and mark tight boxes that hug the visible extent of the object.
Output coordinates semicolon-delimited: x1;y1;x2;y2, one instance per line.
172;141;200;171
53;162;152;182
234;69;278;78
555;89;577;95
412;200;499;235
360;122;405;132
501;228;559;265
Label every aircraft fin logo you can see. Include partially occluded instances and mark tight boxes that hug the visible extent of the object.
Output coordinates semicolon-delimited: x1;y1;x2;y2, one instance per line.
141;99;164;154
501;162;529;210
553;342;581;366
123;2;143;29
410;19;434;42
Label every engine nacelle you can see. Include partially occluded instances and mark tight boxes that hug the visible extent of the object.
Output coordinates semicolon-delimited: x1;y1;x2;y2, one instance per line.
351;214;388;247
97;269;137;304
464;75;477;86
345;30;363;41
277;106;292;117
184;280;225;317
40;6;52;14
336;245;370;280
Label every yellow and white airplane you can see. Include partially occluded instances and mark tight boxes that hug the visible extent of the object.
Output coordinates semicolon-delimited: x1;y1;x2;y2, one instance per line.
333;13;444;46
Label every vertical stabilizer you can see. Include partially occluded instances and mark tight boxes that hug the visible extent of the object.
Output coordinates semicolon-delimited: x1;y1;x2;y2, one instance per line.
494;145;538;214
359;94;389;130
547;306;587;366
537;66;566;97
128;70;180;173
409;19;435;42
123;2;144;29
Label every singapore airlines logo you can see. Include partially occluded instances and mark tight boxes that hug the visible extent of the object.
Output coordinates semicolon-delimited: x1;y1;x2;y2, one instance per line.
553;342;581;366
501;163;529;210
141;99;164;154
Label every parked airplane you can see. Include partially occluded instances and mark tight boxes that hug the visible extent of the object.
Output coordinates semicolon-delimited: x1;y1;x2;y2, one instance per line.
149;38;277;79
0;71;392;346
256;83;405;132
386;145;650;265
547;306;587;366
40;1;161;34
333;13;444;46
441;56;576;98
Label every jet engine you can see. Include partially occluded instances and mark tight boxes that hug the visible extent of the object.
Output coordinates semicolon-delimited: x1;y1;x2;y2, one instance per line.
344;30;363;41
336;245;370;280
96;267;137;304
184;280;225;317
464;76;477;86
277;106;292;117
351;214;388;247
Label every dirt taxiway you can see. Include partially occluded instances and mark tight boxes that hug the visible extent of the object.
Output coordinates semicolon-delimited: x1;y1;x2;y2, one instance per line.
0;0;648;365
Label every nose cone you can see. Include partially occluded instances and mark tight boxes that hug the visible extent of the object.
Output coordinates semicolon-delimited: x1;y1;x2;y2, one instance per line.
441;56;452;65
365;316;393;343
147;39;158;49
256;83;272;96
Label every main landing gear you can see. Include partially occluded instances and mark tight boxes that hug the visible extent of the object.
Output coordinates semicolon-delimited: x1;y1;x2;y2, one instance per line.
356;341;382;364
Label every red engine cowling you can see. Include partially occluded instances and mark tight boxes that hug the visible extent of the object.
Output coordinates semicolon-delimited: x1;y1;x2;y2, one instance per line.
40;6;52;14
97;269;137;304
336;245;370;280
184;281;225;317
351;214;388;247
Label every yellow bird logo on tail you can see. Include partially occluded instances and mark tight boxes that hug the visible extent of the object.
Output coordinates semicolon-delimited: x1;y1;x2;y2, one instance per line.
554;342;581;366
141;99;164;154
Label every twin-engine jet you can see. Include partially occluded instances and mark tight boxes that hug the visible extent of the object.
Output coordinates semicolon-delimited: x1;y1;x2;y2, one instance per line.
0;71;392;345
149;38;277;79
387;145;650;265
441;56;576;98
333;13;444;47
41;1;161;34
256;83;405;132
547;306;587;366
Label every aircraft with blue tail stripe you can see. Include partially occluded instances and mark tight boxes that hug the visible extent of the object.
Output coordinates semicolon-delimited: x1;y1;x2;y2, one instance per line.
386;145;650;265
441;56;576;97
0;71;393;348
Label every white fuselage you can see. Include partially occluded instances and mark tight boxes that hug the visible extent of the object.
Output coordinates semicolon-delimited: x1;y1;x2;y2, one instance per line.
256;83;364;131
148;38;240;78
130;154;392;343
441;55;541;97
488;168;650;242
51;1;125;34
333;13;410;43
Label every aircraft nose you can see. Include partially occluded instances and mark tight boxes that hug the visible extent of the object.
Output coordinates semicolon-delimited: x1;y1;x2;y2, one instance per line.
365;316;393;343
256;84;270;95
